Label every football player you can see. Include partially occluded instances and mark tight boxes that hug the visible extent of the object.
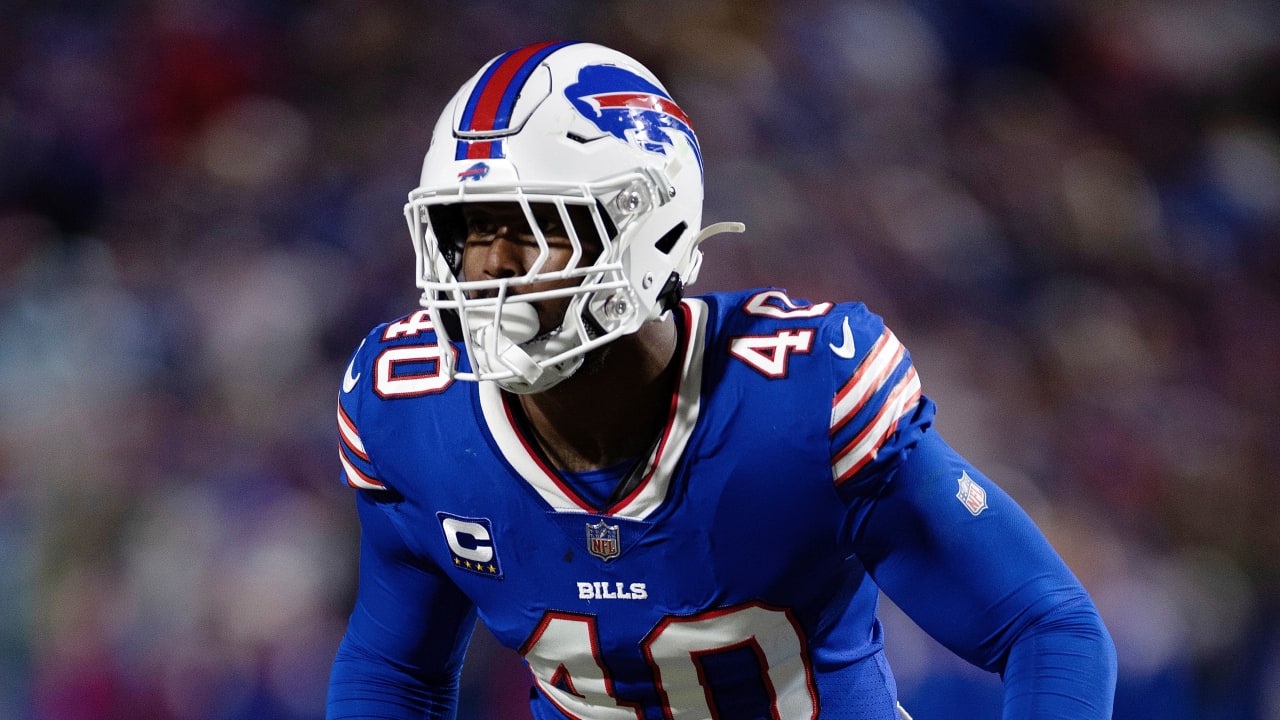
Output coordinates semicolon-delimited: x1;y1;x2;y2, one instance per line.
327;41;1117;719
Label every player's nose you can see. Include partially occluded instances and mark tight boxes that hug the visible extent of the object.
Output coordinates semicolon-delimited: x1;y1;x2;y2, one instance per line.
479;229;526;280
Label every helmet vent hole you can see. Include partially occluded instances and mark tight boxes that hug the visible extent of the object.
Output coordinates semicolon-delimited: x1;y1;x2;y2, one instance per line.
655;222;687;254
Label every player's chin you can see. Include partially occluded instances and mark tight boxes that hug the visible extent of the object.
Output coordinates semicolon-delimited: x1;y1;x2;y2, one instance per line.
574;341;614;378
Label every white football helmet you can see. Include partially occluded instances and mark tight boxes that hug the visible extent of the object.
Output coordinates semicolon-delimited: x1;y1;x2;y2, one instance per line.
405;41;743;393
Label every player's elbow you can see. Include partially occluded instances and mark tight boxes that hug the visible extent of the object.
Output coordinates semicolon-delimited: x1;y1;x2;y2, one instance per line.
1000;596;1118;718
1020;594;1116;669
1044;595;1116;671
327;630;463;719
1082;600;1117;671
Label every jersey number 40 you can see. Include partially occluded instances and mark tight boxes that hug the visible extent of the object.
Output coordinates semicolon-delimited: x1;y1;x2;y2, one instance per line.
520;601;819;719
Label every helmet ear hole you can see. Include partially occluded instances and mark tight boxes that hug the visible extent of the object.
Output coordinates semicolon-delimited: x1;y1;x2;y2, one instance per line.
655;222;687;254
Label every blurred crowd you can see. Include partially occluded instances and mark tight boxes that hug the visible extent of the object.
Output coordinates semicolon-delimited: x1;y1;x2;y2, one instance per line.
1;0;1278;718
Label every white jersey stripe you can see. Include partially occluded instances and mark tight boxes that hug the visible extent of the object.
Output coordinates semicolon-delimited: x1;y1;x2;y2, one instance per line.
479;384;585;512
337;404;369;460
830;329;904;435
832;367;922;485
339;444;387;490
612;299;707;518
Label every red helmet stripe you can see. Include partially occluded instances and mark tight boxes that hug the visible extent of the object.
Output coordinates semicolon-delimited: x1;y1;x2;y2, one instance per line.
587;92;693;129
454;41;576;160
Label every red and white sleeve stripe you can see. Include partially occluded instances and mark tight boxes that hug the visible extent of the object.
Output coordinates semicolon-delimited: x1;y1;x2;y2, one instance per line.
829;327;922;485
337;403;387;490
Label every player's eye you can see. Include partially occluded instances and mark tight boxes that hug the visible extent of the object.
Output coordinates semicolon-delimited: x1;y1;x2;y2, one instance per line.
528;204;565;236
466;216;499;236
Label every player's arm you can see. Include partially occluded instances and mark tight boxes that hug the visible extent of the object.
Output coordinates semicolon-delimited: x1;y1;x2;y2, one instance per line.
329;327;477;718
327;489;478;720
816;303;1114;717
853;419;1117;719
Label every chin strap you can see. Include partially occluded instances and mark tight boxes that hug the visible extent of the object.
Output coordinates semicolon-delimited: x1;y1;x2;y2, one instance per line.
490;333;545;386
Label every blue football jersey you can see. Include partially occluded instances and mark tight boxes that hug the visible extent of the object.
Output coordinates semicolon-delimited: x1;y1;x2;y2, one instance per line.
336;288;929;719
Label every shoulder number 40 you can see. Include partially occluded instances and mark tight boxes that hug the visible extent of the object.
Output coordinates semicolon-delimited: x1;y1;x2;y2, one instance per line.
730;330;814;378
730;290;832;378
374;310;456;398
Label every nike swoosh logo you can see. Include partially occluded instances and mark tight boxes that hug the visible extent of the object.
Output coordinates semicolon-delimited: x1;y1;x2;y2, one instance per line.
343;339;365;393
830;317;857;359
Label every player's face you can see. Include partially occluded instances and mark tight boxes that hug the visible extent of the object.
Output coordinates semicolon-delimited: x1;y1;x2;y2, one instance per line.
459;202;601;335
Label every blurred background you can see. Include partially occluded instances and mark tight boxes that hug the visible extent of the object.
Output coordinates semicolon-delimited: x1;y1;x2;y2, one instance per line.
1;0;1278;718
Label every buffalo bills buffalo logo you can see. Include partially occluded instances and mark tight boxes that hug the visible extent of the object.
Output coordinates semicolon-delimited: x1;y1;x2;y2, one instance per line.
457;161;490;182
564;65;702;173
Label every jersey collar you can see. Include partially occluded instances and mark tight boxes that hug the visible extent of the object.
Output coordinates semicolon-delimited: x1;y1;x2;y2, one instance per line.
478;299;708;519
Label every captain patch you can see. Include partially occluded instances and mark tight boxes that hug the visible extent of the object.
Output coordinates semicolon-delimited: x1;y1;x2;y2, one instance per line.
438;512;504;578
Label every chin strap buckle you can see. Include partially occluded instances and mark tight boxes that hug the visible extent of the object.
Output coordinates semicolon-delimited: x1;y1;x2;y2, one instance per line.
656;272;684;313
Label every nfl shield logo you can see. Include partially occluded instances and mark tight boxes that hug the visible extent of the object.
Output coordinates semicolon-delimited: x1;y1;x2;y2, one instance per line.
956;471;989;516
586;519;621;561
